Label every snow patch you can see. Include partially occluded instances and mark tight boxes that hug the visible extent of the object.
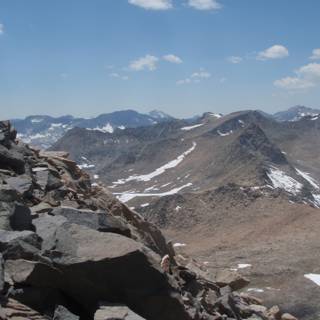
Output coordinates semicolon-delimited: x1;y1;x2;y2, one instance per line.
217;130;233;137
144;186;159;192
266;287;281;291
290;112;319;121
140;203;150;207
247;288;264;293
181;124;203;131
173;243;187;248
267;167;303;195
312;194;320;208
209;113;222;118
87;123;114;133
50;123;63;128
28;133;51;140
304;274;320;286
296;168;319;189
32;167;48;172
115;183;193;203
113;142;197;184
30;118;44;123
78;163;95;169
238;264;252;269
161;182;172;188
93;174;99;179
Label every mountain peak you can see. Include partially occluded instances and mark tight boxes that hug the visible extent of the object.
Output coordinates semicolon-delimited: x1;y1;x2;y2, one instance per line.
148;109;173;120
273;105;320;122
200;112;223;121
236;123;287;165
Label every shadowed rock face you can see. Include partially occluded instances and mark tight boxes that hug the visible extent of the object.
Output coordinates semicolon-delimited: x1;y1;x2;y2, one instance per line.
0;253;3;293
0;121;25;175
235;123;287;165
0;121;298;320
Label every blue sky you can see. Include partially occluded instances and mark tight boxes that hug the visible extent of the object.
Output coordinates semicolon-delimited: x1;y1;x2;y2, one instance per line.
0;0;320;119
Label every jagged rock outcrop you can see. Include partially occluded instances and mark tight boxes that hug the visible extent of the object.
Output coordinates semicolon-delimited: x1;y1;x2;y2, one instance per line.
0;121;298;320
94;305;145;320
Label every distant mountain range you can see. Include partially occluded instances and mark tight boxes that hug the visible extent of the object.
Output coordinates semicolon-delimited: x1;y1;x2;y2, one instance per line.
10;106;320;149
11;109;174;149
51;109;320;208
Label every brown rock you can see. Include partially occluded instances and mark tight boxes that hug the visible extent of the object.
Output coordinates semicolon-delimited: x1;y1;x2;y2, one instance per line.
215;269;250;291
249;304;267;314
240;292;263;305
0;298;49;320
267;305;281;320
53;305;79;320
94;305;145;320
39;150;70;159
281;313;298;320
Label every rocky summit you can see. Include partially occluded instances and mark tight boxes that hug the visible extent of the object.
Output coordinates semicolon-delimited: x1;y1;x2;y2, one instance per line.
0;121;300;319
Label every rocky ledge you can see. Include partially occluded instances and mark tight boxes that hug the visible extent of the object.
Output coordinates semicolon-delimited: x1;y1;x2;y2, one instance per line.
0;120;298;320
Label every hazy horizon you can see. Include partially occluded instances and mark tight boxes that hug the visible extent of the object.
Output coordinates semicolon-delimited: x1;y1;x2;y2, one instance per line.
4;104;320;121
1;0;320;119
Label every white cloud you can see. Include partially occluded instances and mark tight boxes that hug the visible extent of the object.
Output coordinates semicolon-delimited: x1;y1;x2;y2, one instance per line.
188;0;222;10
257;45;289;60
109;73;129;80
163;54;183;64
128;0;172;10
191;70;211;79
177;78;192;85
274;62;320;91
274;77;314;90
310;49;320;60
177;69;211;85
0;23;4;35
227;56;243;64
129;54;159;71
298;62;320;79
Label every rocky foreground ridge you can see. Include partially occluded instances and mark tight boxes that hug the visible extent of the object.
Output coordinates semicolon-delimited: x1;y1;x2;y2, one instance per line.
0;121;298;320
